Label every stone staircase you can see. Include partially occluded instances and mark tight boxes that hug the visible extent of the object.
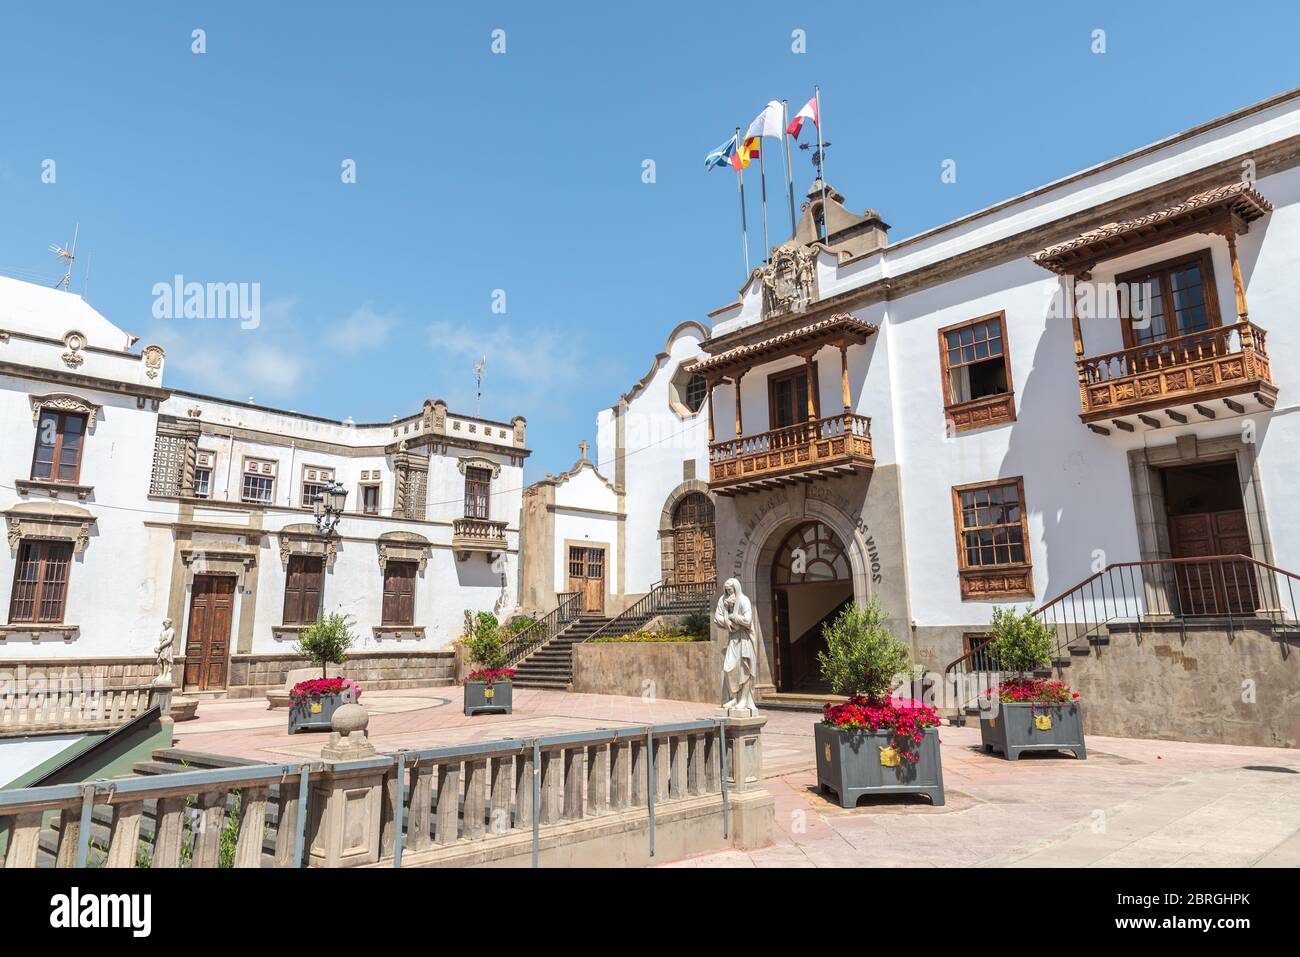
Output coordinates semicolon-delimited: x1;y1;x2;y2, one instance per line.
511;616;609;690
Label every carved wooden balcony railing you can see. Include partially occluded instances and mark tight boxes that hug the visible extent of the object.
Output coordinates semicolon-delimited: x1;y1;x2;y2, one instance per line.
709;412;873;495
452;517;508;560
1077;320;1277;425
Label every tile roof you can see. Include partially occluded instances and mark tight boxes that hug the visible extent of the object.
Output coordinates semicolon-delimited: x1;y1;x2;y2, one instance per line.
686;314;877;375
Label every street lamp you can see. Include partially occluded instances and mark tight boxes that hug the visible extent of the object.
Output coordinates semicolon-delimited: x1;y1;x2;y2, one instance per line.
312;480;348;537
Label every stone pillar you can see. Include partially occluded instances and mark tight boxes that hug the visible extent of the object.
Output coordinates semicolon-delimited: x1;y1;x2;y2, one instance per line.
724;715;774;851
308;704;386;868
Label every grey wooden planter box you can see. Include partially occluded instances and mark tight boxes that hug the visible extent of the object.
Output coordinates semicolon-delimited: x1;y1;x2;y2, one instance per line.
288;687;355;734
980;700;1087;760
815;723;944;808
464;680;512;716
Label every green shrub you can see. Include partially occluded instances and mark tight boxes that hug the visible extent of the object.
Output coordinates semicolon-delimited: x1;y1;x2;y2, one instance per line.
591;631;709;643
507;616;537;634
987;605;1055;676
816;599;913;702
680;611;711;640
465;610;506;669
295;613;357;679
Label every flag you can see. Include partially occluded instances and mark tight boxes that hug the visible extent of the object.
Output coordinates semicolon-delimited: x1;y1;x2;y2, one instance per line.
786;95;819;139
746;100;785;140
705;133;738;171
730;136;760;171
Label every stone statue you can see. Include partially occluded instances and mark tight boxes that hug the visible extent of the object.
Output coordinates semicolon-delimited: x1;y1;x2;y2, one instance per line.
714;578;758;715
154;619;175;685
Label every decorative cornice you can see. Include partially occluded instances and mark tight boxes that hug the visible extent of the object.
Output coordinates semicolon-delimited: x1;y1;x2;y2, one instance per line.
30;392;102;427
4;501;97;554
456;455;501;479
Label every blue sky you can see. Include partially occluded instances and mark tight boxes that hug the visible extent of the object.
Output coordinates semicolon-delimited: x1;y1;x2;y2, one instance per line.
1;2;1297;480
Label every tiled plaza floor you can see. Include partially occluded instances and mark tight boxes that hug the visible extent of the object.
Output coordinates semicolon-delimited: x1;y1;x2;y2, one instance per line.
175;687;1300;867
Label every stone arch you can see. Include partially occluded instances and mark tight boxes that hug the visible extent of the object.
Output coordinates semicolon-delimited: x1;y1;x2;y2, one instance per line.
734;494;873;691
658;479;715;583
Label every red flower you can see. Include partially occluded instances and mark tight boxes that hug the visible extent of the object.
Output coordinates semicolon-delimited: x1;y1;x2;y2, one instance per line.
289;677;360;705
983;678;1080;708
465;668;516;686
821;695;941;764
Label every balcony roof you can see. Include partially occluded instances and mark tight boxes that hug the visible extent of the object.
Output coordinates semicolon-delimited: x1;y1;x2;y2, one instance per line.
685;314;877;380
1031;182;1273;275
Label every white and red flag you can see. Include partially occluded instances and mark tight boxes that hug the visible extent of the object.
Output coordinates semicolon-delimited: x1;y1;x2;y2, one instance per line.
786;95;819;139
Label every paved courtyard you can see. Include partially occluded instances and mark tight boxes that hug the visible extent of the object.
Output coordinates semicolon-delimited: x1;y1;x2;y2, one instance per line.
176;687;1300;867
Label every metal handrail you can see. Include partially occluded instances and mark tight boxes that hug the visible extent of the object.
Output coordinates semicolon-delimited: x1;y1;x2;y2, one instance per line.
944;553;1300;681
502;591;582;668
583;579;716;643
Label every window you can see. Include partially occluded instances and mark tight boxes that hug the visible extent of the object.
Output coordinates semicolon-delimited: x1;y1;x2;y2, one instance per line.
361;484;380;515
1118;251;1220;352
8;540;73;623
952;478;1033;600
768;364;818;429
282;555;323;626
31;411;87;483
193;450;214;499
464;466;491;519
382;560;417;626
301;466;335;508
241;458;276;504
684;373;708;413
939;313;1015;431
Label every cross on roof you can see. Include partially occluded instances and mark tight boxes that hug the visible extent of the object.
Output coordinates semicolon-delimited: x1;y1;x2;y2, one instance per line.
578;439;589;460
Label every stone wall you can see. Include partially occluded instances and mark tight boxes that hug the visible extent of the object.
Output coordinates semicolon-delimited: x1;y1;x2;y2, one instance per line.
1064;621;1298;749
572;640;724;704
226;651;455;698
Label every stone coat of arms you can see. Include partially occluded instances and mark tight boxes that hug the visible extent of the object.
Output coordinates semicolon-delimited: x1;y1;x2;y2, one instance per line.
760;243;817;316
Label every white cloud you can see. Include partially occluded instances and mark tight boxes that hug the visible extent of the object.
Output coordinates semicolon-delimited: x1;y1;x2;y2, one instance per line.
324;303;398;352
427;319;582;410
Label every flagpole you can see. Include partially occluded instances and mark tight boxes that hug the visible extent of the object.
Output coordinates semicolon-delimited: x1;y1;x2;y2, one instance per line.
735;127;750;277
758;135;770;263
815;84;827;240
782;99;797;238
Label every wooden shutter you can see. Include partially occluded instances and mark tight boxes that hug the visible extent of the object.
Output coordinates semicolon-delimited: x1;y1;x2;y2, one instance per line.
382;561;416;626
8;541;73;623
282;555;323;625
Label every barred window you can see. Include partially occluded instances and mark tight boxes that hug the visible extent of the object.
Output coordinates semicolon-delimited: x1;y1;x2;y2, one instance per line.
8;540;73;623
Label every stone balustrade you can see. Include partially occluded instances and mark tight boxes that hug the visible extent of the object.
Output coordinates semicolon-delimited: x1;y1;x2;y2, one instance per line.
0;683;155;737
0;714;772;868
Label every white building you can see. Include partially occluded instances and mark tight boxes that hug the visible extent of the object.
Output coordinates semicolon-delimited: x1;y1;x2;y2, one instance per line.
527;86;1300;701
0;275;528;699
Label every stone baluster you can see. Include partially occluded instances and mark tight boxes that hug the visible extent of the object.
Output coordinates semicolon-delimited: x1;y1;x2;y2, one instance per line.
630;739;649;807
234;786;270;868
463;758;488;839
191;792;227;868
610;740;631;810
273;787;302;868
563;747;584;820
54;807;83;868
489;756;513;833
539;749;563;824
434;762;460;844
407;762;435;851
586;744;609;816
154;797;187;868
669;735;687;799
653;736;671;802
2;811;45;868
688;734;707;796
514;749;535;829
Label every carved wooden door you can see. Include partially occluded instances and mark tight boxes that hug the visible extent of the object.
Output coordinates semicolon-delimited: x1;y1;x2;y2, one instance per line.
184;575;235;691
672;493;716;585
1168;510;1255;615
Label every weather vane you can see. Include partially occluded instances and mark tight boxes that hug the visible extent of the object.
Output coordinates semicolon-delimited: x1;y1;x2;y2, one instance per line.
799;141;833;181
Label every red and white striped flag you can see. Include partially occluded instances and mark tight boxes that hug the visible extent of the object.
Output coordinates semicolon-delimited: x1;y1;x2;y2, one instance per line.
786;95;819;139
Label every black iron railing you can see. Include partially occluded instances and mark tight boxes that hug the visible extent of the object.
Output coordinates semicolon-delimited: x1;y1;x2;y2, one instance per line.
502;592;581;668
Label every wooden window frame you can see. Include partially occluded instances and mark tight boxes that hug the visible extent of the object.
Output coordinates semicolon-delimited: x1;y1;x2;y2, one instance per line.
381;559;417;626
938;311;1016;433
464;466;492;520
30;410;88;484
951;477;1034;601
281;554;324;626
300;464;335;509
240;457;277;505
766;361;820;429
1115;250;1221;350
8;539;74;624
359;483;381;516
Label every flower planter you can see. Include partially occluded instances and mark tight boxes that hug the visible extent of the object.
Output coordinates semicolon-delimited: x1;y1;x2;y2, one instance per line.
980;701;1087;760
814;723;945;808
288;687;356;734
464;680;512;716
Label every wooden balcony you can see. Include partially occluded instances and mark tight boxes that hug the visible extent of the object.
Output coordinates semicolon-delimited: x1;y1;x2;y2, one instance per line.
1077;321;1277;429
709;413;873;495
452;517;508;560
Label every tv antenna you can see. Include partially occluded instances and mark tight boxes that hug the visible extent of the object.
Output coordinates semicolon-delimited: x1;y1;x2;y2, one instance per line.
49;224;79;291
474;355;486;416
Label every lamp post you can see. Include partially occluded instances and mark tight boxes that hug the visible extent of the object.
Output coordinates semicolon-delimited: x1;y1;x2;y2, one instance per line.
311;481;347;623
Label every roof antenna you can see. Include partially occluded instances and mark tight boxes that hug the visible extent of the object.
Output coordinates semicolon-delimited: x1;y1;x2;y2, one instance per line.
82;252;93;302
474;355;486;417
50;224;78;290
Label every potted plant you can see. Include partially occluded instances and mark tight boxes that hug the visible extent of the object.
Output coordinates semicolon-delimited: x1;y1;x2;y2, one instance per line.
288;613;360;734
813;600;945;807
463;611;514;715
978;606;1086;760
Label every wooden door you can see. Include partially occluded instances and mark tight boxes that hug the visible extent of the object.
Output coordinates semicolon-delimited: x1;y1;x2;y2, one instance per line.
567;546;605;615
1168;510;1256;615
184;575;235;691
672;493;716;585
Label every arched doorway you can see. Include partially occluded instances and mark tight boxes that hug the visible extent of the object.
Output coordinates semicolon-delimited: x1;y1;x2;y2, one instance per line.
671;493;716;584
770;521;854;693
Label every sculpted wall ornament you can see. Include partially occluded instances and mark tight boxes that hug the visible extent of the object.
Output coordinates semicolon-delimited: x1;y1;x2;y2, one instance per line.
143;344;166;380
60;330;87;369
760;243;817;317
456;456;501;479
31;392;101;427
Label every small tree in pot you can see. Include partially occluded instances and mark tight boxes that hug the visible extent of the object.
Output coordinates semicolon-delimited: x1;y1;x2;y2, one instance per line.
979;606;1086;760
288;613;360;733
813;599;945;807
463;611;515;716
